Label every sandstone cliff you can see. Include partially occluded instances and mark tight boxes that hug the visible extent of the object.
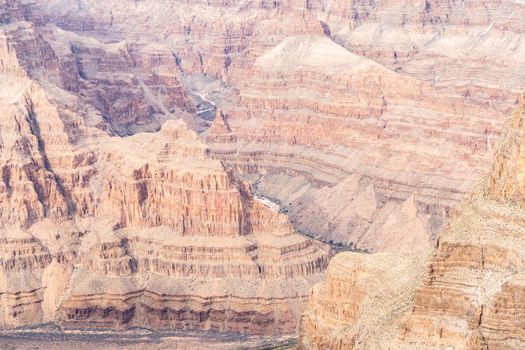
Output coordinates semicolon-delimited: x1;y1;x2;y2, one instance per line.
397;94;525;349
0;25;331;335
299;95;525;349
312;0;525;114
24;0;523;253
299;251;430;349
207;32;505;252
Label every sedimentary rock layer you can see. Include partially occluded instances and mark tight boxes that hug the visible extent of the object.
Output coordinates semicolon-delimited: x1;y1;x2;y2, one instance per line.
299;250;430;349
0;27;331;334
312;0;525;113
207;32;506;251
299;96;525;349
397;95;525;350
2;0;523;252
1;0;524;344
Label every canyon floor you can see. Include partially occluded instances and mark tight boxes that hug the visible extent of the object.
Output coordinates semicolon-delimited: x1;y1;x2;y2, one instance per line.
0;327;296;350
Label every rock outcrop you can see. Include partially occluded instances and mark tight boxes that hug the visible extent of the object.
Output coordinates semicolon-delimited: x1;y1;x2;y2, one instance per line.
1;4;197;135
0;26;331;335
221;0;524;251
312;0;525;114
0;0;524;345
299;251;430;349
207;32;505;251
397;94;525;349
298;95;525;349
21;0;523;252
204;0;522;251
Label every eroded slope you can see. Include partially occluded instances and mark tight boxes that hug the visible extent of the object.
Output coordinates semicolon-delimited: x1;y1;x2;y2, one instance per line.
0;28;331;335
299;95;525;349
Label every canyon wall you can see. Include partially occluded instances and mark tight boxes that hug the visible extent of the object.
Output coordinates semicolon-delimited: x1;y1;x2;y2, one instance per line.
312;0;525;114
299;95;525;349
299;250;430;349
205;0;525;250
29;0;525;251
0;0;521;253
1;0;525;341
397;94;525;350
0;21;331;334
207;32;503;251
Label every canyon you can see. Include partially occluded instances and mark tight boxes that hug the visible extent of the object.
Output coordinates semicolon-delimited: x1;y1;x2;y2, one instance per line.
10;0;525;252
0;0;524;348
299;95;525;349
0;5;331;338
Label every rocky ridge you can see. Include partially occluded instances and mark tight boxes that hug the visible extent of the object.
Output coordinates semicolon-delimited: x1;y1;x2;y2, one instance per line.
0;24;331;335
207;31;505;251
397;93;525;349
1;0;525;343
299;95;525;349
24;0;525;252
299;250;430;349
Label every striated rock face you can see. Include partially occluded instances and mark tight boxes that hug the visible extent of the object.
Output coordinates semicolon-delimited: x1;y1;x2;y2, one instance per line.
397;95;525;349
299;95;525;349
0;27;331;335
1;0;525;341
207;32;505;251
488;98;525;206
18;0;522;253
0;33;81;228
312;0;525;114
299;250;430;350
1;6;197;135
0;0;521;254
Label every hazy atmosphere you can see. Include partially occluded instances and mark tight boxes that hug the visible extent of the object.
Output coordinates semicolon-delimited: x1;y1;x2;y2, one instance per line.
0;1;524;349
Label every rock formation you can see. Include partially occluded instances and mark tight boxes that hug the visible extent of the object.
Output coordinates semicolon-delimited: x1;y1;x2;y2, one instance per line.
397;94;525;349
299;250;431;349
312;0;525;114
298;95;525;349
1;0;525;344
0;23;331;335
19;0;523;252
207;31;506;251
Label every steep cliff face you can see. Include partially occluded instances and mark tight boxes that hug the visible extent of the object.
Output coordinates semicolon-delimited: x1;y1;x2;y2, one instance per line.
22;0;522;252
207;32;504;251
0;28;331;334
1;0;524;344
206;0;522;252
299;95;525;349
299;251;430;350
397;95;525;349
1;6;197;135
36;0;325;89
312;0;525;114
0;31;89;228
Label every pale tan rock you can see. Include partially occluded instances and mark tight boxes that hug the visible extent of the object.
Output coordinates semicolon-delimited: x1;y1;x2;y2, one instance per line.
312;0;525;112
205;30;509;251
4;0;522;253
1;0;524;342
396;94;525;350
0;28;331;335
299;95;525;350
299;250;431;350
